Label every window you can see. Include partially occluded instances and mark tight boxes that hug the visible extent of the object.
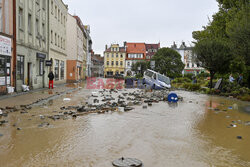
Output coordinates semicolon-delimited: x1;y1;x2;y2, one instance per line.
58;36;59;47
36;19;39;36
60;61;64;80
61;13;63;24
0;7;2;32
61;37;63;48
111;61;114;66
51;0;54;14
121;54;123;58
107;53;109;57
42;0;46;9
37;59;44;76
120;61;123;66
116;53;118;58
112;54;114;58
51;30;53;43
55;6;57;18
107;61;109;66
28;14;32;34
58;9;60;22
18;8;23;29
17;55;24;81
64;16;66;26
54;59;59;80
116;61;118;66
55;33;57;45
0;56;5;78
127;62;130;66
192;63;194;68
42;23;45;37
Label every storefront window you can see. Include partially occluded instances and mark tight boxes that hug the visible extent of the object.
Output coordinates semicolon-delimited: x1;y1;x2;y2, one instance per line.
0;56;5;77
39;60;44;75
60;61;64;80
17;55;24;82
54;59;59;80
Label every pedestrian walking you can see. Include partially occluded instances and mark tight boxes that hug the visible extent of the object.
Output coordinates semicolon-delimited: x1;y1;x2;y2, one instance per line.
229;74;234;83
237;74;243;86
48;71;54;89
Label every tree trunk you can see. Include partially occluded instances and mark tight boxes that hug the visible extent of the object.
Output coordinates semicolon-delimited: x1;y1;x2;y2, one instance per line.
210;72;215;90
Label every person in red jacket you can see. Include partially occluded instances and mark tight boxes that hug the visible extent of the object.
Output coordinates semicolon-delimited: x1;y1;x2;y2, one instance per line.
48;71;55;89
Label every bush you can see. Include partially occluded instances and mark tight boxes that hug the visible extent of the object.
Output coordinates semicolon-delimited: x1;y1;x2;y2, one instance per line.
173;77;191;83
182;83;201;91
197;72;210;78
135;73;143;79
184;73;194;80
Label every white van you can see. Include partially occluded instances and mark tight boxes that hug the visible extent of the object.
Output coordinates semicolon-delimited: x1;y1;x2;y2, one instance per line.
143;69;171;89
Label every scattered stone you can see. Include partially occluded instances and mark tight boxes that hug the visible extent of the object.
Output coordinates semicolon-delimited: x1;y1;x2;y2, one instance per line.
72;114;77;118
20;111;28;114
0;109;3;115
143;105;147;109
148;103;152;106
40;115;45;120
5;106;14;110
226;116;230;118
0;134;3;137
214;108;220;111
124;107;134;112
237;136;242;140
244;121;250;126
17;127;22;130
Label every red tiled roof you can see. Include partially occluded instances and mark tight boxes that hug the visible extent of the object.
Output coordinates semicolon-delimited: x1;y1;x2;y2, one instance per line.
126;43;146;54
145;43;160;50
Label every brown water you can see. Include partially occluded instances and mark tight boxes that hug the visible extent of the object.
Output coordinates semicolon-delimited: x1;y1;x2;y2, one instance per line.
0;89;250;167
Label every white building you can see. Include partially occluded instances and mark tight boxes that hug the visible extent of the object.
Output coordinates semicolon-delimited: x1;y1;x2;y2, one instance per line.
16;0;49;91
48;0;68;84
85;25;92;77
172;42;205;75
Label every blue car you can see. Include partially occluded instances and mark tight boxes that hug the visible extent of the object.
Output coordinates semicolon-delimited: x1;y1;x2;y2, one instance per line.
143;69;171;89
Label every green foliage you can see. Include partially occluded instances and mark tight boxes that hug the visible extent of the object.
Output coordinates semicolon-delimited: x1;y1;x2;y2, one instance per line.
184;73;194;80
193;0;250;88
182;83;201;91
173;77;192;83
152;48;185;78
135;73;143;79
131;61;150;75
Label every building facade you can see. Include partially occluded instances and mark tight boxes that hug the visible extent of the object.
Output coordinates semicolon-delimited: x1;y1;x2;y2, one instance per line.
16;0;49;91
66;14;86;83
172;42;204;75
125;42;146;75
85;25;92;77
0;0;14;94
104;44;126;77
48;0;68;84
91;54;104;77
145;43;160;60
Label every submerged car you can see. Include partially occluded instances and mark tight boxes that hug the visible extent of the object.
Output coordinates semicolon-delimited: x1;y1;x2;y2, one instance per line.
143;69;171;89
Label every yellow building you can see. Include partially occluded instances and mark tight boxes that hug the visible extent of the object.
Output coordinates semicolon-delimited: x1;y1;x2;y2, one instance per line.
104;44;126;77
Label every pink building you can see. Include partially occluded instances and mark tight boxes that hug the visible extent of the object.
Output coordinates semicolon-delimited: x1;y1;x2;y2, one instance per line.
0;0;14;94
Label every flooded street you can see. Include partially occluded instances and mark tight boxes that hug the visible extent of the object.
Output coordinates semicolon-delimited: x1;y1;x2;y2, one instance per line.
0;87;250;167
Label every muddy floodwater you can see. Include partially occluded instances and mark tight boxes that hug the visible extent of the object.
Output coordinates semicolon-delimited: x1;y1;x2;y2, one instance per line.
0;88;250;167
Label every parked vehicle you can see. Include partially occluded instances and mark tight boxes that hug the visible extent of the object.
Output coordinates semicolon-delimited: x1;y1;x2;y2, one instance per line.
143;69;171;89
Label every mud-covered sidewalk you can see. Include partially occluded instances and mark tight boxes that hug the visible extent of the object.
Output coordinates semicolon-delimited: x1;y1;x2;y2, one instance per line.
0;82;84;108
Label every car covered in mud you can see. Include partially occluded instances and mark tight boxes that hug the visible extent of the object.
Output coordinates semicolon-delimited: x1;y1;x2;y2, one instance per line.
143;69;171;89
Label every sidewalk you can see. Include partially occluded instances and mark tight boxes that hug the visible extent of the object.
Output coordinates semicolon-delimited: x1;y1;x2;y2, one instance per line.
0;83;83;108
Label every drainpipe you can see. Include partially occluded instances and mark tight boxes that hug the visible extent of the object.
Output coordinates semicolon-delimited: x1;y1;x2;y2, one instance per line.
13;0;17;90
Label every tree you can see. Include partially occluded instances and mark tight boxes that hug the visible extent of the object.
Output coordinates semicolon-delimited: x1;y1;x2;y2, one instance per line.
131;61;150;76
193;39;232;89
152;48;184;78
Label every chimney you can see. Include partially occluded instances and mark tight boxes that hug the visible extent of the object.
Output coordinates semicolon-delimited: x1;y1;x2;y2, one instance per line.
105;45;108;50
123;41;127;47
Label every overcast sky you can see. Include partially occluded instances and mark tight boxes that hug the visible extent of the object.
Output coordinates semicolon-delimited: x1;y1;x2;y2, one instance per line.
63;0;219;55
